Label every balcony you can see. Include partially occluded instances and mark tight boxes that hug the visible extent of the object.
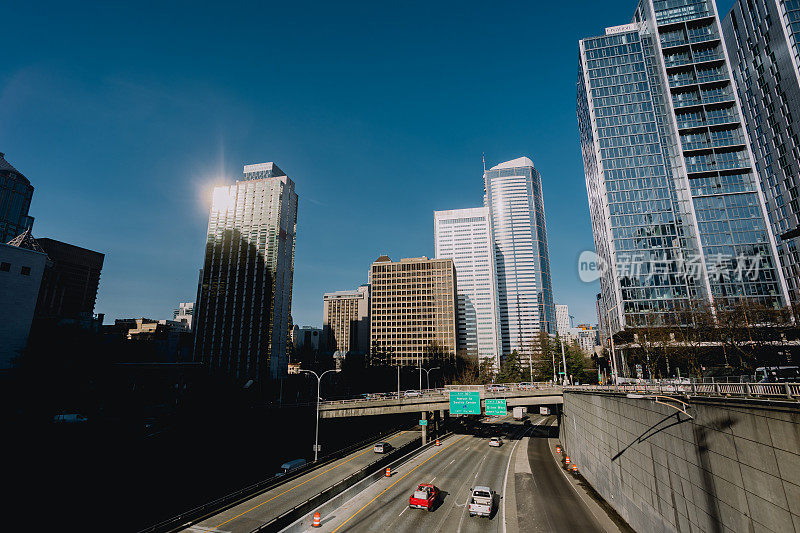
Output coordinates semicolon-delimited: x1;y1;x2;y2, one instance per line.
687;30;720;45
701;91;735;104
677;118;706;129
709;135;746;148
661;37;689;49
673;97;703;108
664;56;694;68
706;113;738;126
696;72;728;84
669;76;698;88
682;139;710;151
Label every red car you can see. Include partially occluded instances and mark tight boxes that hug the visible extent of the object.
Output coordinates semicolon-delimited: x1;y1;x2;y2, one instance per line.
408;483;439;511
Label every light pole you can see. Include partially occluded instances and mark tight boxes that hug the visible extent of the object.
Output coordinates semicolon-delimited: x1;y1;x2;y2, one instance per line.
603;301;622;384
560;336;568;386
418;366;440;390
300;368;340;462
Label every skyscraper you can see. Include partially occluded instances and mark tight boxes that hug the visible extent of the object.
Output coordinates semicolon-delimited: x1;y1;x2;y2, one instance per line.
35;237;104;321
193;162;298;386
0;153;34;244
555;304;571;336
484;157;556;357
322;285;370;354
577;0;789;346
434;207;501;370
722;0;800;302
369;256;457;366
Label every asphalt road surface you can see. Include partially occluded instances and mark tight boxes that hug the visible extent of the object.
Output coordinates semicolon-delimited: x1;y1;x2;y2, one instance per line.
182;429;419;532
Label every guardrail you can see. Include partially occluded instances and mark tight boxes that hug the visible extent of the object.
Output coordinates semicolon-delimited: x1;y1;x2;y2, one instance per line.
137;425;414;533
567;382;800;401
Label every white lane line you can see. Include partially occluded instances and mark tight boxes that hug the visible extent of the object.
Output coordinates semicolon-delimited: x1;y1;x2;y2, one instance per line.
449;459;455;465
501;417;543;533
399;506;409;517
430;476;436;482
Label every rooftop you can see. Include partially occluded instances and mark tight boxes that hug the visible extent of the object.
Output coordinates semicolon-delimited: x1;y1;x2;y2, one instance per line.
490;156;534;170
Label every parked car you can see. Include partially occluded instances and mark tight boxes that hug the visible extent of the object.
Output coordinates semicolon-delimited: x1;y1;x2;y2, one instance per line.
404;390;422;398
755;366;800;383
373;442;392;453
408;483;439;511
53;413;88;424
276;458;306;477
468;486;494;517
488;437;502;447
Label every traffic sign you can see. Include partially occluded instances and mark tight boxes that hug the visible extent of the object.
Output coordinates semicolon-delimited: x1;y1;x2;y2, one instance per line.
312;444;322;452
449;391;481;415
419;419;428;426
485;398;507;416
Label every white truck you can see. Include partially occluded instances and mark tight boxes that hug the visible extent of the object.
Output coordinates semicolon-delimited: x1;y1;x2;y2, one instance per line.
513;406;527;420
468;486;493;517
539;406;550;415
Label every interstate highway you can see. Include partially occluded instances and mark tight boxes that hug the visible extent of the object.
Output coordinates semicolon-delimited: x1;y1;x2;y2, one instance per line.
181;429;419;532
307;416;608;533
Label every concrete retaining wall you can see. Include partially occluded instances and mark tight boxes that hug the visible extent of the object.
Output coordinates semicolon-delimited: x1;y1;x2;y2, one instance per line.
561;391;800;533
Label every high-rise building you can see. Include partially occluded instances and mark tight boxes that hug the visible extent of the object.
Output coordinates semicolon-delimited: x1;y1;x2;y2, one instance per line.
193;162;298;386
173;302;194;330
322;285;370;354
722;1;800;302
577;0;789;345
369;256;457;366
555;304;571;336
1;233;47;369
0;153;34;244
35;237;104;321
434;207;501;370
484;157;556;357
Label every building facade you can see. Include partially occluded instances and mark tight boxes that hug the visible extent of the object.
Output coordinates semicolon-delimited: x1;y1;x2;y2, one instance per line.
322;285;370;354
722;0;800;302
0;239;47;369
484;157;556;356
555;303;572;336
35;237;104;321
369;256;457;366
577;0;789;349
434;207;501;370
0;153;34;244
193;162;298;386
173;302;194;330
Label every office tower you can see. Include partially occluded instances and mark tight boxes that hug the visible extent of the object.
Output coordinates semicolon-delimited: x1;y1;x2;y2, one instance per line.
434;207;501;370
577;0;789;346
193;162;298;386
35;237;104;321
0;153;34;244
484;157;556;357
369;256;457;366
722;1;800;302
555;304;571;336
322;284;370;354
2;231;48;368
173;302;194;330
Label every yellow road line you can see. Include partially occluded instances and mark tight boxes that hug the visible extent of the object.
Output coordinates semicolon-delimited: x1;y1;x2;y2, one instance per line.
331;434;470;533
213;430;409;529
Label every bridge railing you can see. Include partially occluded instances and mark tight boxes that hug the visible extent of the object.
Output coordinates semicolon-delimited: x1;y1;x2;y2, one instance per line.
566;382;799;400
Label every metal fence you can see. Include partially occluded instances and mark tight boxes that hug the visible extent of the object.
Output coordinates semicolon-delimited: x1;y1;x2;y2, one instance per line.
567;382;799;400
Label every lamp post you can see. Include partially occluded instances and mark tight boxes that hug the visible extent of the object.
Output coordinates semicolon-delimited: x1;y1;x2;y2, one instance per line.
604;301;622;384
560;336;569;386
300;368;340;461
418;366;440;390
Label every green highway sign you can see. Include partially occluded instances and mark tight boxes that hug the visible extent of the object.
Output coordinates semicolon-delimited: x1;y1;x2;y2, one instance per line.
449;391;481;415
485;398;507;416
419;419;428;426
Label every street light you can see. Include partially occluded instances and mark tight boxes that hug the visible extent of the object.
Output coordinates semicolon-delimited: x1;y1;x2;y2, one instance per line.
417;366;440;390
300;368;340;461
604;301;622;384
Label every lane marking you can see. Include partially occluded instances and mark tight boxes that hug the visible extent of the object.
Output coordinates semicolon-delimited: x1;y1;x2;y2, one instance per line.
430;476;436;482
398;506;408;517
501;419;541;533
212;431;408;529
330;434;470;533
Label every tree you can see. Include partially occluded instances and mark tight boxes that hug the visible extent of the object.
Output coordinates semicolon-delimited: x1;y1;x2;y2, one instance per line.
496;350;524;383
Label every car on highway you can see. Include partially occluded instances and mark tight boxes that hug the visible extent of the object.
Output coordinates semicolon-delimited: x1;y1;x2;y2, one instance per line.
468;486;494;517
488;436;502;447
373;441;392;453
486;384;509;392
517;382;535;390
53;413;88;424
408;483;439;511
404;390;422;398
276;458;306;477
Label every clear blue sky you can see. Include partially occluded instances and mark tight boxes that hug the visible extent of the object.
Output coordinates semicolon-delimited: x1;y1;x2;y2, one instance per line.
2;0;736;327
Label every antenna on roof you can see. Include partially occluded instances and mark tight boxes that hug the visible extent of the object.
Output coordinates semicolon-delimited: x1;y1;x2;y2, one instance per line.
482;153;486;172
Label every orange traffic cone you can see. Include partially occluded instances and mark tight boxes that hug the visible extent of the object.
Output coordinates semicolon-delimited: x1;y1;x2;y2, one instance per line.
556;445;561;454
435;439;441;446
565;455;571;465
312;512;321;528
385;467;391;477
572;464;578;473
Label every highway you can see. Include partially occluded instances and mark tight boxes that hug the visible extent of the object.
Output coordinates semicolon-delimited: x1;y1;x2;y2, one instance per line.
308;416;609;533
181;429;420;532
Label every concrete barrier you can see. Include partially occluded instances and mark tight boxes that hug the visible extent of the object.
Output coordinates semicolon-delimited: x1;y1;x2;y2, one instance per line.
561;391;800;533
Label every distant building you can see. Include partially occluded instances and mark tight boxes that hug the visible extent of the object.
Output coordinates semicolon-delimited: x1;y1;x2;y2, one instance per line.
555;304;571;337
434;207;501;370
115;318;192;362
0;236;47;368
322;285;370;354
292;325;322;352
571;324;600;355
369;255;457;366
193;161;298;387
0;153;34;244
173;302;194;330
34;237;104;322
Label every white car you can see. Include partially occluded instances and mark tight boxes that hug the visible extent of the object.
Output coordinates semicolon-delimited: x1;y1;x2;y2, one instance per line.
488;437;502;447
486;384;508;392
373;442;392;453
517;382;534;390
404;390;422;398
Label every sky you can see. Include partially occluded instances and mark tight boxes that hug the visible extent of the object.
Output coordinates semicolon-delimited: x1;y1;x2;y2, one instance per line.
2;0;737;328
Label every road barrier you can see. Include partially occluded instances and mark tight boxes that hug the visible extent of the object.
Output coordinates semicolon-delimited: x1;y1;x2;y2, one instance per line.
568;382;799;401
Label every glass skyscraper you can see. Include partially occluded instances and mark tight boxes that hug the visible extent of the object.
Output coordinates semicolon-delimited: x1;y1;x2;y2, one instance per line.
0;153;34;244
578;0;789;343
193;162;298;387
483;157;556;355
434;207;502;370
723;0;800;303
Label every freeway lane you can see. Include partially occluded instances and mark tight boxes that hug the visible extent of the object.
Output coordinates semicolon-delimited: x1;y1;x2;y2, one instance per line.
312;415;534;533
182;429;419;533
